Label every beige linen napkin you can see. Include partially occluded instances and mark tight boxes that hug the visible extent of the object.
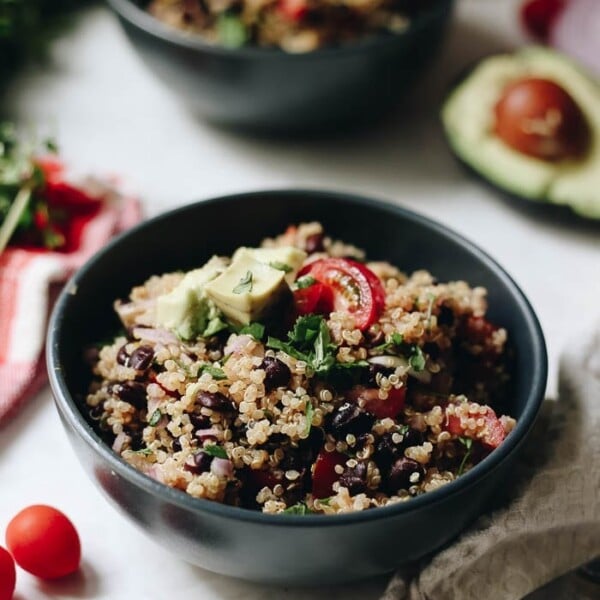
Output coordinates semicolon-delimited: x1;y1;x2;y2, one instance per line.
382;327;600;600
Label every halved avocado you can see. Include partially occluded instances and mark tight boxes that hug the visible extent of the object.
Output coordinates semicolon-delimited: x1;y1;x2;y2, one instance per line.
442;47;600;220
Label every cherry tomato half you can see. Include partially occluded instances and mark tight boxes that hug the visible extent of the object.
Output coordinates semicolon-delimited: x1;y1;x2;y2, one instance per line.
278;0;309;21
6;505;81;580
445;406;506;449
296;258;385;331
312;450;347;499
0;546;16;600
293;281;334;316
347;385;406;419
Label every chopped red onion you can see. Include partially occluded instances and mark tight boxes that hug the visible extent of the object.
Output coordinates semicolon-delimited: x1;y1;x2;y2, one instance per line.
550;0;600;76
211;457;233;478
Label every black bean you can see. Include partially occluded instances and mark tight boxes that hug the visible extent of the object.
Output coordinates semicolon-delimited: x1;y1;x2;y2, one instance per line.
190;414;212;430
129;345;154;371
305;232;325;254
116;344;129;366
339;462;368;495
329;402;375;437
374;433;401;472
112;381;146;409
438;305;455;326
196;391;234;412
423;342;440;360
172;438;182;452
387;458;424;493
367;364;394;387
184;451;213;475
260;356;291;392
403;428;424;448
364;326;385;347
375;429;424;473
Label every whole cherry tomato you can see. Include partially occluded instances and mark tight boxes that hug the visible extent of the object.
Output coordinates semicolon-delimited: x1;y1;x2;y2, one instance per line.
0;546;16;600
6;505;81;580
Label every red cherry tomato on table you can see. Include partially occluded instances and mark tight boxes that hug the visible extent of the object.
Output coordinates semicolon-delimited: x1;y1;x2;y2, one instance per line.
296;258;386;331
0;546;16;600
347;385;406;419
5;505;81;580
312;450;347;499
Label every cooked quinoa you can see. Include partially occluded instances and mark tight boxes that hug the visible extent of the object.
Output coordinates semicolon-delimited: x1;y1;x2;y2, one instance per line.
85;222;516;515
147;0;439;53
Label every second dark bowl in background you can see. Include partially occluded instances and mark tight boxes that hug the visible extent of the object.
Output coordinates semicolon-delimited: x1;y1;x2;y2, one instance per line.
107;0;454;133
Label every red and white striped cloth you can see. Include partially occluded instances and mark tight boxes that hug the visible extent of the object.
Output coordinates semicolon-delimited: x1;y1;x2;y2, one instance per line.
0;179;141;424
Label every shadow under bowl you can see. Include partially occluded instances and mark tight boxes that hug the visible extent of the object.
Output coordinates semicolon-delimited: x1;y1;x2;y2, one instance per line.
47;190;547;585
107;0;454;133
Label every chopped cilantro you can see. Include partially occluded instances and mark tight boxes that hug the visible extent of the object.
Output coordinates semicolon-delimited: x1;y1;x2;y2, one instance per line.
305;401;314;436
239;322;265;341
202;444;228;459
203;316;228;337
392;332;404;346
148;409;162;427
283;503;313;515
457;436;473;475
269;261;292;273
233;270;253;294
294;275;316;290
216;12;248;48
409;346;426;372
200;364;227;380
372;332;404;353
268;315;368;383
398;424;410;436
133;447;153;456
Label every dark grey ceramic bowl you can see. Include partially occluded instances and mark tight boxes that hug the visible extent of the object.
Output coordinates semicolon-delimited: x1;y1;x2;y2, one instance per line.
107;0;454;132
47;190;547;585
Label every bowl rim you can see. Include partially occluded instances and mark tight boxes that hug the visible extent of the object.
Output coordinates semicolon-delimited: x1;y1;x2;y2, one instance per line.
47;189;547;527
106;0;454;59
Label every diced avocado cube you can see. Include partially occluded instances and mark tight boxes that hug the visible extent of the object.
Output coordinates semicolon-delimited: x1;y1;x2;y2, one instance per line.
204;251;288;325
155;256;227;337
232;246;307;283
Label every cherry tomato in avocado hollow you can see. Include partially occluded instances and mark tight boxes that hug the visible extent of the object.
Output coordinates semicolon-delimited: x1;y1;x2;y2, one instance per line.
494;77;590;161
312;450;347;499
296;258;385;331
0;546;16;600
6;505;81;580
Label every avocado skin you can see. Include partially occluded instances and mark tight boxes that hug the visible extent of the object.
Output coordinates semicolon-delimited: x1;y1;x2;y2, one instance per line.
449;149;600;230
441;47;600;221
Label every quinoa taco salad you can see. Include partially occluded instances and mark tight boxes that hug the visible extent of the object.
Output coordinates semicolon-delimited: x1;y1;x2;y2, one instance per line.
147;0;441;53
85;222;516;515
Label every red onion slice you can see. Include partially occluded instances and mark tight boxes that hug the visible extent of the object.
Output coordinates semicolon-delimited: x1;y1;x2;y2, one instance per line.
550;0;600;76
211;457;233;478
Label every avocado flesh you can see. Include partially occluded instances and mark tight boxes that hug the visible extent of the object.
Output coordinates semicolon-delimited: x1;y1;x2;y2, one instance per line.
442;47;600;219
204;250;289;325
155;256;228;339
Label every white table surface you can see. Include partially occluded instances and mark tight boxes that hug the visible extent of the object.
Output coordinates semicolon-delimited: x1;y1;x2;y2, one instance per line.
1;0;599;598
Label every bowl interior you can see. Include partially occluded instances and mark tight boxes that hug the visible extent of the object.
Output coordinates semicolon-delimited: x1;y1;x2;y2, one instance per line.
50;190;546;519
